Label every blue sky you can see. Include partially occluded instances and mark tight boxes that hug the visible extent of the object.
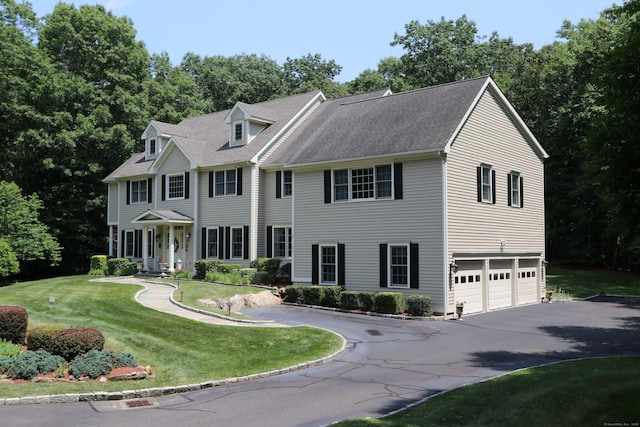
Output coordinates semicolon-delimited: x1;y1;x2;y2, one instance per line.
31;0;619;82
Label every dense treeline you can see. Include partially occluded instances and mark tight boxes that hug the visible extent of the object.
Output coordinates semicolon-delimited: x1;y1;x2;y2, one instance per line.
0;0;638;277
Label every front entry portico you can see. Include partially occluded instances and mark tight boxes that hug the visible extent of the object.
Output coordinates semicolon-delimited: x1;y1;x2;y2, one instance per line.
131;209;194;272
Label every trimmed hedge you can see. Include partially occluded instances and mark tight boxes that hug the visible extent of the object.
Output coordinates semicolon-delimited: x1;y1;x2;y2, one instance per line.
283;285;305;304
373;292;405;314
302;286;325;306
406;295;432;317
89;255;109;276
339;291;375;311
27;326;66;353
194;259;224;279
321;286;343;308
0;305;28;345
50;326;105;361
107;258;137;276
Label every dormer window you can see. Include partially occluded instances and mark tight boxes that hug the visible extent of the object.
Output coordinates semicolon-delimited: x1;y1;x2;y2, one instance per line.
149;139;157;155
234;122;243;142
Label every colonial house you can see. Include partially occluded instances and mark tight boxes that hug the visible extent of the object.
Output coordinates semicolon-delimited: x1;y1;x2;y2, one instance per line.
103;76;548;316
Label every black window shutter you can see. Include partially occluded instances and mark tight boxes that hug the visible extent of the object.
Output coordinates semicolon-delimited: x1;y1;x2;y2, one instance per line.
243;225;249;259
208;171;214;198
507;174;512;207
201;227;207;259
491;170;496;204
237;167;243;196
410;243;419;289
147;178;153;204
121;230;125;257
338;243;345;286
520;176;524;208
161;175;166;201
394;163;403;200
379;244;388;288
276;171;282;199
126;181;131;205
311;244;319;285
135;230;143;258
266;226;273;258
476;167;482;202
218;226;224;259
184;171;190;199
225;226;231;259
324;170;331;204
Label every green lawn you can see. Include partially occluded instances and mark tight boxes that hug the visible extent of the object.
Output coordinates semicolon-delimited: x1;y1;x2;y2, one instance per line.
336;357;640;427
547;267;640;298
0;275;342;398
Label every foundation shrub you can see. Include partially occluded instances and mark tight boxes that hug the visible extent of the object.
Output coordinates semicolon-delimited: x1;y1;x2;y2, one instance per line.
194;260;223;279
27;326;66;353
89;255;109;276
374;292;405;314
302;286;325;306
0;305;28;345
107;258;137;276
406;295;432;316
50;326;105;361
321;286;343;308
340;291;360;310
283;285;305;303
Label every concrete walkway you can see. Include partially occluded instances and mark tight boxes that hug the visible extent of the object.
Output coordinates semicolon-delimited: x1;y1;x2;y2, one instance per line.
91;276;283;327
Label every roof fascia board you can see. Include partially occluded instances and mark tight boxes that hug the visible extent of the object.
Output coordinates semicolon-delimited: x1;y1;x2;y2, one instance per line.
282;149;443;172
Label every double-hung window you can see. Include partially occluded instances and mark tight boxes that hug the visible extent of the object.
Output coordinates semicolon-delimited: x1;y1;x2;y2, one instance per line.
167;174;184;199
215;169;237;196
131;179;147;203
124;230;135;258
273;227;292;258
207;228;218;258
321;245;336;284
389;245;409;288
231;227;243;259
508;172;523;208
477;164;495;204
234;122;243;142
149;139;156;155
283;171;293;197
333;164;392;202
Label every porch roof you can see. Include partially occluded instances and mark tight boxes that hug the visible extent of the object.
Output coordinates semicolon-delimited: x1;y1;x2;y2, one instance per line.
131;209;194;225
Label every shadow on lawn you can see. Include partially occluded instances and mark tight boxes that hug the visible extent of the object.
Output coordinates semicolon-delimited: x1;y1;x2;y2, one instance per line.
468;299;640;372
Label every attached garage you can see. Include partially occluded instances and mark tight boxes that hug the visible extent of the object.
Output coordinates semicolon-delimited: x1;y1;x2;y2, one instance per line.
488;260;513;310
517;259;539;305
453;261;484;314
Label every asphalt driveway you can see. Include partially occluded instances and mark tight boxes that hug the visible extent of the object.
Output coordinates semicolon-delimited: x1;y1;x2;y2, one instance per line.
2;297;638;426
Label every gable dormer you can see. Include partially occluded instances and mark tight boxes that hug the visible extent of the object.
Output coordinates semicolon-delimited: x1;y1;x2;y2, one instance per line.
141;122;168;160
224;102;274;147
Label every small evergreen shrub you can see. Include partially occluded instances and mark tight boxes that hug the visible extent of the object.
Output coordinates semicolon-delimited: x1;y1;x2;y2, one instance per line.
51;327;105;361
340;291;360;310
0;338;21;357
90;255;109;275
359;292;375;311
250;258;283;284
0;350;65;380
283;285;305;303
171;270;193;279
406;295;432;317
373;292;405;314
27;326;65;353
107;258;137;276
252;271;272;285
240;268;257;282
321;286;343;308
194;259;223;279
302;286;325;305
0;305;28;345
69;349;138;379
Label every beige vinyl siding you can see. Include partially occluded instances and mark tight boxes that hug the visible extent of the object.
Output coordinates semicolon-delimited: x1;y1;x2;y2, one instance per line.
107;183;118;224
156;147;194;217
447;88;545;256
230;109;244;121
293;158;446;309
258;170;292;258
118;180;148;228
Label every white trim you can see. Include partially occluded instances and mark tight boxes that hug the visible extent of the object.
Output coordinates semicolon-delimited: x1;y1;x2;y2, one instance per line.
272;225;293;259
331;164;394;203
166;173;185;200
387;243;410;289
230;226;244;259
319;243;338;285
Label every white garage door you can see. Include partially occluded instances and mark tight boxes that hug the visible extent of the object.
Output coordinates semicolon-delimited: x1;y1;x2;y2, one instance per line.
453;261;483;314
517;259;539;305
488;260;513;310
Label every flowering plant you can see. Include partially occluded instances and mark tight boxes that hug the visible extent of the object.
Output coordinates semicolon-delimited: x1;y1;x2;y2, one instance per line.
159;258;167;264
455;301;466;307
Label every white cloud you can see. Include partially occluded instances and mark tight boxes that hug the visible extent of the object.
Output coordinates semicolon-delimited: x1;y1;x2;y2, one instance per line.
102;0;138;11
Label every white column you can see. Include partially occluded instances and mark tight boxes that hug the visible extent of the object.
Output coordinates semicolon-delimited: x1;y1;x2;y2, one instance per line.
108;225;114;257
142;225;149;271
169;224;175;272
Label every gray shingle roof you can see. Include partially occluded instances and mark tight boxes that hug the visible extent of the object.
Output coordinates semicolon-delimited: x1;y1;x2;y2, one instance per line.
264;76;489;167
104;90;322;181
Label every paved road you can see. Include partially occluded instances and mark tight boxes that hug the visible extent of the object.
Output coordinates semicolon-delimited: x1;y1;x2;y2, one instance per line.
1;282;638;426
